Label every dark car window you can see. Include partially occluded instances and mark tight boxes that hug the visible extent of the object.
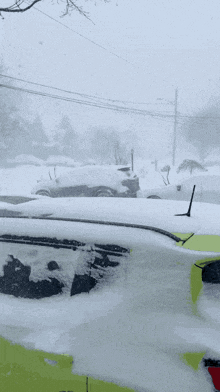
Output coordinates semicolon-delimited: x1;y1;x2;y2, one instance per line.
0;237;130;299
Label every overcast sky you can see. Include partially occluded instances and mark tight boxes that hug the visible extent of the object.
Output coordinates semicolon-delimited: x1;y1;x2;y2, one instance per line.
0;0;220;161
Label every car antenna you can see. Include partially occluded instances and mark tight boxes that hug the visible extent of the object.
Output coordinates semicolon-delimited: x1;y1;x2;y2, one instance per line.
175;185;196;217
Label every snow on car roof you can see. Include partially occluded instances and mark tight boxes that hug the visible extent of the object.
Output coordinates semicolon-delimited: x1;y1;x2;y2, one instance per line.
31;165;135;193
1;198;220;237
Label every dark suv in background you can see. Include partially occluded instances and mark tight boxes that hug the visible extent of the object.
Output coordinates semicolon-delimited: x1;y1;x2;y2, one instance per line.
31;165;140;198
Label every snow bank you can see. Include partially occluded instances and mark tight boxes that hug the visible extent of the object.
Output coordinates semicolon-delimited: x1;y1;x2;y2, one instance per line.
0;165;81;196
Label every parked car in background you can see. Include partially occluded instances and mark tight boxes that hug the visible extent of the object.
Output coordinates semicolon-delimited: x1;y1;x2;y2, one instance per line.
31;165;140;198
143;174;220;204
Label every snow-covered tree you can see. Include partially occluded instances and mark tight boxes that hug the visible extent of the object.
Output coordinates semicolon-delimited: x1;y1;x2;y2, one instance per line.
177;159;207;175
181;101;220;162
88;127;129;165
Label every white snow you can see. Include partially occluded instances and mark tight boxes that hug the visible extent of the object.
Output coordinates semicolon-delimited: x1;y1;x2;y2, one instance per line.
0;234;215;392
1;165;220;391
7;154;44;166
0;242;86;294
45;155;81;167
2;197;220;237
0;164;136;196
31;165;135;195
0;162;219;198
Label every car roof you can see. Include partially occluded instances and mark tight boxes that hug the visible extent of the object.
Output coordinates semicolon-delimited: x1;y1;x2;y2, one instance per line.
0;198;220;237
60;165;131;173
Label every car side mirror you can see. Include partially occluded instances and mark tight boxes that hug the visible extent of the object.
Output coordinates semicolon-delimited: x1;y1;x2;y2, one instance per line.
177;185;181;191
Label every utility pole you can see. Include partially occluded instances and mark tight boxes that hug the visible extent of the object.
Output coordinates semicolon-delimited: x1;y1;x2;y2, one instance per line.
172;88;178;167
151;159;158;171
131;149;134;171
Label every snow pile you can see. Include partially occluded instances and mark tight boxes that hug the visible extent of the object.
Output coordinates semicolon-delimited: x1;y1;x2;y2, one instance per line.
0;165;81;196
0;166;47;195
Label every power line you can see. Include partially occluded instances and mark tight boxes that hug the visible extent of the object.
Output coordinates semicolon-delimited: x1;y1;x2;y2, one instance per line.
0;79;176;117
2;81;220;121
0;73;106;102
0;73;174;107
33;6;131;65
0;82;177;119
2;75;218;120
2;80;220;121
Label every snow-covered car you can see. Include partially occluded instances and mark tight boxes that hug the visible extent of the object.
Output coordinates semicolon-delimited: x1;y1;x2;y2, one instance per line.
143;174;220;204
31;165;140;198
1;198;220;392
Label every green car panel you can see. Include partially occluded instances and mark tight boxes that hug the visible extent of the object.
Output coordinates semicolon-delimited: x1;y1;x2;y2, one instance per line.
0;336;135;392
0;336;86;392
88;378;135;392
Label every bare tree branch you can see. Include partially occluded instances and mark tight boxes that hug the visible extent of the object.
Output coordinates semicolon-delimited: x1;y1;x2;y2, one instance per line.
160;165;171;186
60;0;93;23
0;0;106;19
0;0;42;13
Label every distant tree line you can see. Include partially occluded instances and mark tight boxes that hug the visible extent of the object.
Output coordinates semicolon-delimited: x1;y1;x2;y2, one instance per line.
0;63;135;166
